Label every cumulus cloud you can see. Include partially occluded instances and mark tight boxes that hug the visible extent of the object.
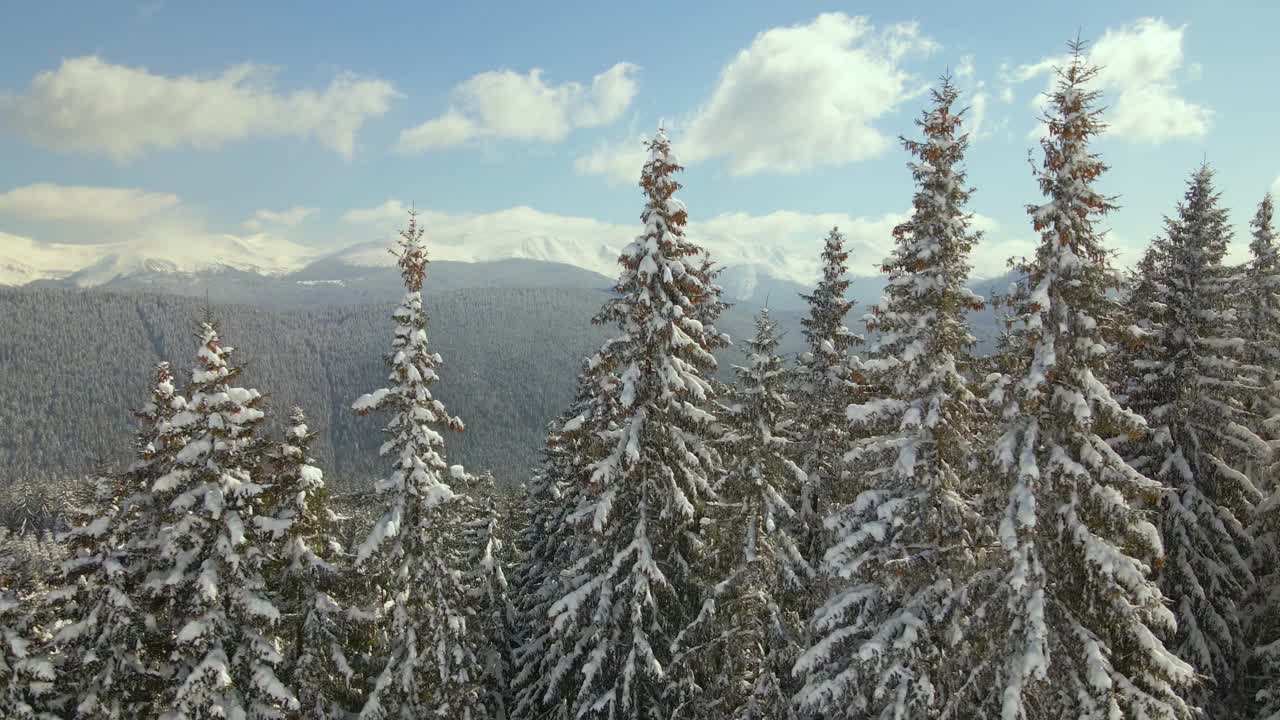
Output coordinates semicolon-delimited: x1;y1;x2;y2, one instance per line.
0;56;399;160
947;56;996;140
395;63;639;153
1008;18;1212;142
0;183;181;224
576;14;937;179
682;14;937;175
243;206;316;231
573;136;650;185
340;199;412;226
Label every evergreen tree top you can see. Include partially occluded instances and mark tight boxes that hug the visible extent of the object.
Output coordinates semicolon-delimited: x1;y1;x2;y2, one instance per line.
988;39;1194;720
1027;40;1117;259
869;73;983;344
392;207;429;293
1008;38;1128;408
1164;163;1231;269
725;310;790;423
593;127;727;406
741;309;779;363
799;227;857;355
1251;193;1276;262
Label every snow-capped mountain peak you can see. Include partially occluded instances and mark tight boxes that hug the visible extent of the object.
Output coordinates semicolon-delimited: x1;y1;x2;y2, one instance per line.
0;232;320;287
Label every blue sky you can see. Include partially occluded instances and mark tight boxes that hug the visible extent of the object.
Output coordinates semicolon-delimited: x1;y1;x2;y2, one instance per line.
1;1;1276;282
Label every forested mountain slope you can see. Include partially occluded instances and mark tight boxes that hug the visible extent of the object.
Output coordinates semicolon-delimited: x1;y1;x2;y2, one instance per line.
0;286;805;487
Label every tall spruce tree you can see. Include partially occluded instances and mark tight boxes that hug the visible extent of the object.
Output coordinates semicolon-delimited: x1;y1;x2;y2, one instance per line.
458;471;517;720
259;408;357;719
795;77;989;720
794;228;864;570
677;310;806;720
50;362;187;719
0;574;55;719
350;210;486;719
1246;193;1280;720
511;365;616;720
543;128;728;719
509;421;576;720
146;323;297;719
1128;165;1266;714
1241;193;1280;442
983;41;1194;720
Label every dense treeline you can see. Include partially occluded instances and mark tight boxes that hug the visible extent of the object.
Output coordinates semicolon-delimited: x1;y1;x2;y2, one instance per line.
0;287;602;487
3;40;1280;720
0;287;813;490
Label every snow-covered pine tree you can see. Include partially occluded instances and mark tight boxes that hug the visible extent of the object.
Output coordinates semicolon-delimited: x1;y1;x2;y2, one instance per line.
258;407;357;720
793;228;864;570
0;571;55;719
1241;193;1280;444
1132;165;1269;715
509;425;573;720
1253;488;1280;719
50;361;187;719
795;76;989;720
1112;245;1167;460
677;310;807;720
983;40;1194;720
350;209;485;719
1246;193;1280;720
146;323;298;720
457;471;517;720
510;364;616;720
544;128;728;719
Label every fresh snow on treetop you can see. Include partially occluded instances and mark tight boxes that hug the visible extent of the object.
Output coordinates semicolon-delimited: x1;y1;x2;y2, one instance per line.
982;41;1194;720
677;309;808;720
46;362;188;719
258;407;355;720
1126;164;1267;715
145;322;298;720
795;76;990;720
349;209;486;719
793;227;865;577
1243;192;1280;720
542;127;729;720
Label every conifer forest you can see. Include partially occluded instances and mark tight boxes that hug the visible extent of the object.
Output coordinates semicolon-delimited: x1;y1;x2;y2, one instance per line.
7;39;1280;720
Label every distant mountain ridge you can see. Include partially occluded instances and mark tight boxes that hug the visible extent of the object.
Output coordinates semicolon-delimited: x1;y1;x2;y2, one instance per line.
1;229;1017;317
0;255;1011;489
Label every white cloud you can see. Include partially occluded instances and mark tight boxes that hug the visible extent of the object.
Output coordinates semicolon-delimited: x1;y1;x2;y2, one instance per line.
574;63;642;128
397;111;478;151
1000;86;1015;104
694;210;904;280
340;199;412;225
395;63;639;153
680;14;939;175
578;14;938;179
0;183;181;224
573;136;650;185
243;206;316;231
0;56;398;160
967;88;990;138
955;55;976;79
1271;175;1280;200
1009;18;1211;142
